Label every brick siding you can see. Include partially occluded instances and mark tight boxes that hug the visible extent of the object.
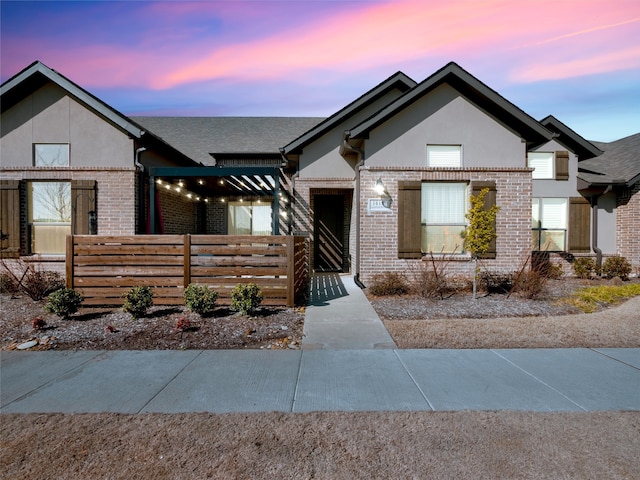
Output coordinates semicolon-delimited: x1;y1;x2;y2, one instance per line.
617;184;640;274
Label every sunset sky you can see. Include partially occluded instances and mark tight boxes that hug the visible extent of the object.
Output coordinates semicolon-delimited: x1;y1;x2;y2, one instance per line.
1;0;639;141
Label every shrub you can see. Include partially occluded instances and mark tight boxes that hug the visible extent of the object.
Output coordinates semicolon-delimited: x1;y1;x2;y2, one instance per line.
480;271;514;295
1;260;64;300
408;253;460;299
122;286;154;319
545;262;564;280
601;256;632;281
572;257;595;279
184;283;218;316
368;272;410;296
514;268;547;299
0;272;18;294
231;283;263;316
45;288;84;319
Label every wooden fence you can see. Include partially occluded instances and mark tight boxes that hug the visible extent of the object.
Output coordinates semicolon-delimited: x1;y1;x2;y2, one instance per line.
66;235;309;307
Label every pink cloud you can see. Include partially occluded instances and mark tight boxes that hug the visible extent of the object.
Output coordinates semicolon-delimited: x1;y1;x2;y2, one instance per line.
4;0;638;90
511;46;640;82
155;0;640;89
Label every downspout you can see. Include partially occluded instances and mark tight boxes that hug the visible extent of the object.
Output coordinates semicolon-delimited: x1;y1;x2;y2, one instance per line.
135;146;147;234
342;133;366;289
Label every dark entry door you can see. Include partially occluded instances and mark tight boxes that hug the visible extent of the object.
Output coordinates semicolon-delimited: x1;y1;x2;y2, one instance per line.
314;195;344;271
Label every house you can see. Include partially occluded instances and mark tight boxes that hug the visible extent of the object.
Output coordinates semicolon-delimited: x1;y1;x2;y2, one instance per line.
1;61;638;282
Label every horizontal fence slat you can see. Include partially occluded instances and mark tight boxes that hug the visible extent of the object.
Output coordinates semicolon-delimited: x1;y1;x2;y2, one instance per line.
74;256;184;266
74;266;184;277
68;234;308;307
191;245;287;256
74;235;184;245
74;244;184;255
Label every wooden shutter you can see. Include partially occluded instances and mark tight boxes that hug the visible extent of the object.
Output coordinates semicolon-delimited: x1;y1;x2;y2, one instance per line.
0;180;21;258
71;180;96;234
568;197;590;253
397;181;422;259
469;181;497;259
555;151;569;181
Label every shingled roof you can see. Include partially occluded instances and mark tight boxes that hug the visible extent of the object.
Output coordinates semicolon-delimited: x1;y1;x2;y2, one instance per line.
132;116;324;165
579;133;640;188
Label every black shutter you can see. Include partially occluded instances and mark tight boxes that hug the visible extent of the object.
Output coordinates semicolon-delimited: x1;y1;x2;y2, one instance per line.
397;181;422;259
0;180;21;258
568;197;590;253
555;151;569;181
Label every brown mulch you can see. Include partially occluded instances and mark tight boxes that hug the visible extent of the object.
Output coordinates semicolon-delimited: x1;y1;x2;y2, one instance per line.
0;297;304;351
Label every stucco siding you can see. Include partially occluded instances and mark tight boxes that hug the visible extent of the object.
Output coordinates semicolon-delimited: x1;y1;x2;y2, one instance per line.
0;82;133;168
530;140;580;197
365;84;526;168
597;193;617;255
298;88;408;179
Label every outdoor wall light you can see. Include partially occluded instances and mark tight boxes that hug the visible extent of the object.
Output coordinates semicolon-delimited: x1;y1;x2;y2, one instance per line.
375;177;392;208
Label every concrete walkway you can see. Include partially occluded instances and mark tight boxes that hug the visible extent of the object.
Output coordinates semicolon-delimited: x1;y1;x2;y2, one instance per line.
1;348;638;413
302;273;396;349
1;274;639;414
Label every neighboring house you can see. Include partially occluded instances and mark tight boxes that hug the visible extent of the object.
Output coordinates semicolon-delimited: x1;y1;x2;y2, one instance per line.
1;60;638;281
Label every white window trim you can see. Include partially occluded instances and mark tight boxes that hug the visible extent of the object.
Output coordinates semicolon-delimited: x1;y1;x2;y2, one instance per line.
528;152;554;179
427;145;462;168
421;182;468;255
34;143;70;167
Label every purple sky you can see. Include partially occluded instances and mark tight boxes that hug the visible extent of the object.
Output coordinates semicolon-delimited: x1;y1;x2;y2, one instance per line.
2;0;639;141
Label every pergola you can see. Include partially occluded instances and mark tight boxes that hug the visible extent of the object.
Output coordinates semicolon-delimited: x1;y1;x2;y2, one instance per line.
147;166;285;235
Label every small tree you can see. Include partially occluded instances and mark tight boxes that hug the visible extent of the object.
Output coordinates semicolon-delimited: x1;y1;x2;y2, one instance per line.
462;188;500;298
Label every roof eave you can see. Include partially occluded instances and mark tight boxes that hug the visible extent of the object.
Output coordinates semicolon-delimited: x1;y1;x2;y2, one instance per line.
540;115;603;159
1;61;145;139
282;71;417;155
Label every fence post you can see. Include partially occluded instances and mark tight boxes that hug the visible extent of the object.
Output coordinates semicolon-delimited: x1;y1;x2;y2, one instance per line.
286;236;295;307
184;234;191;288
66;235;74;289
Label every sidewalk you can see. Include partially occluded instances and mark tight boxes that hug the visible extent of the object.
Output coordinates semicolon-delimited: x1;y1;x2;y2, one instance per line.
2;348;639;414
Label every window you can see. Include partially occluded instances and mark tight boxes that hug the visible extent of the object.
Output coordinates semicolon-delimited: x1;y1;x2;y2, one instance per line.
34;144;69;166
228;200;272;235
421;182;467;254
532;198;567;251
528;152;554;179
28;182;71;254
427;145;461;167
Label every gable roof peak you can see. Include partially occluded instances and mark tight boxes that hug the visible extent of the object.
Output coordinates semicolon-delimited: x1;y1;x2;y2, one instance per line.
348;61;552;146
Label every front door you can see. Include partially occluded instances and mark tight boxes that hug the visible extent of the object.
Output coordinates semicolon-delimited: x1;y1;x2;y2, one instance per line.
314;194;344;272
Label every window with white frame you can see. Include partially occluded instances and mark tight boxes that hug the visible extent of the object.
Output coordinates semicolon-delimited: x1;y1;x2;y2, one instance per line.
228;200;272;236
528;152;553;179
28;181;71;254
34;144;69;167
532;197;567;251
427;145;462;167
421;182;467;254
